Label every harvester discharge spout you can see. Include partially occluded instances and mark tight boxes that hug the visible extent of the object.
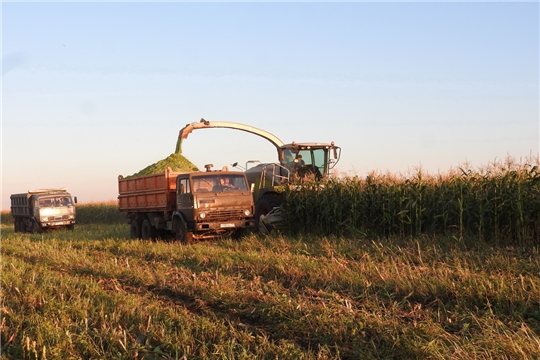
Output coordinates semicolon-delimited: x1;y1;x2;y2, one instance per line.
177;118;285;157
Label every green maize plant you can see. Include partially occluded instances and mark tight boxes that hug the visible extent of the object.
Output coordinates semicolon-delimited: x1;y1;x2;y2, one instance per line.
281;157;540;246
76;201;126;225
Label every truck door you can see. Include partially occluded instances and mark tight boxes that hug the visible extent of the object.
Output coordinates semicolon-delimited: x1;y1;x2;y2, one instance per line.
176;176;194;220
32;196;40;218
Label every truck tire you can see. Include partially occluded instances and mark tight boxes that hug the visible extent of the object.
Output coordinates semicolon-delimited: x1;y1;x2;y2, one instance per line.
232;228;247;240
255;193;283;233
173;217;192;244
130;219;142;239
141;219;155;241
173;217;186;242
17;218;27;233
31;219;42;234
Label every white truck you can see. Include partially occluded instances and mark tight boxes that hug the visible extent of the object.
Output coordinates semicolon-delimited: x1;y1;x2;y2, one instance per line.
10;188;77;233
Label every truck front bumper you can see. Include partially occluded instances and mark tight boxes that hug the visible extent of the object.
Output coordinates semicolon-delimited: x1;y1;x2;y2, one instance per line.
41;220;76;228
195;219;254;231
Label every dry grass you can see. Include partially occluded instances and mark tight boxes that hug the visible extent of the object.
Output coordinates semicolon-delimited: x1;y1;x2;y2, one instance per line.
2;156;539;358
1;218;539;359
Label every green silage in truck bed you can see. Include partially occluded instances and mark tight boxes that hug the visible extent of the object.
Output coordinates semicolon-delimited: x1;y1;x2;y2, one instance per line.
128;153;199;178
126;138;199;178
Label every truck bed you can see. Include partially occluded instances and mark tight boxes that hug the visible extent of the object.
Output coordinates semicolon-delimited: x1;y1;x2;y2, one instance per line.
10;193;31;217
118;167;183;212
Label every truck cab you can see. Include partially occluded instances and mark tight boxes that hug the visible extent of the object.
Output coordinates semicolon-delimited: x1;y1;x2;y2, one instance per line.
11;189;77;233
173;171;254;241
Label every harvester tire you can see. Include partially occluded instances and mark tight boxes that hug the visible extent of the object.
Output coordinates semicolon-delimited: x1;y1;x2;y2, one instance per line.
255;193;282;233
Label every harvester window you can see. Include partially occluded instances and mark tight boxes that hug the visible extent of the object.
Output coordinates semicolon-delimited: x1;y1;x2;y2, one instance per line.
282;150;295;169
297;151;312;165
294;155;305;167
294;150;324;180
312;149;327;174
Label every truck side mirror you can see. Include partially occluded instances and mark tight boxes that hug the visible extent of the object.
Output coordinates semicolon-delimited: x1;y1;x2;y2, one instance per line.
74;197;78;204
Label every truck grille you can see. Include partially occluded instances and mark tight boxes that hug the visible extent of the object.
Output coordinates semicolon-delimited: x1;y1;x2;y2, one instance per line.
203;210;245;222
50;215;70;220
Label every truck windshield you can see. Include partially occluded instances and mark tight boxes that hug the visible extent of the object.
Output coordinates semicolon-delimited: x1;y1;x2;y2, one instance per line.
38;197;72;207
192;174;248;193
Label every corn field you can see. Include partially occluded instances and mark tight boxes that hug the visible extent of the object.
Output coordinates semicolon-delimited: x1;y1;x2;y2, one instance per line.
282;157;540;245
75;201;126;224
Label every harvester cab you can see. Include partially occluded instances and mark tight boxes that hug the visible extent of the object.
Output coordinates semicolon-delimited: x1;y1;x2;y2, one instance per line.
280;141;341;180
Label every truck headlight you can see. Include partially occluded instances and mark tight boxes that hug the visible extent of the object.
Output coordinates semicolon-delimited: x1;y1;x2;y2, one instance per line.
199;212;206;219
42;217;48;221
244;210;251;216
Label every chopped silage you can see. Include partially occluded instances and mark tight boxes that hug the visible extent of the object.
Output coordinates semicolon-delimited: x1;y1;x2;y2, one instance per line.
126;137;199;178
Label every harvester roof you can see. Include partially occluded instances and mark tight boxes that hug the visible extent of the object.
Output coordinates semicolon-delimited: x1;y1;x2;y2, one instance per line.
280;142;338;150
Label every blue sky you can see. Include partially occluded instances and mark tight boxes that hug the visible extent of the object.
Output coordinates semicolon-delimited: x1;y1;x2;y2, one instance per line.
2;2;538;209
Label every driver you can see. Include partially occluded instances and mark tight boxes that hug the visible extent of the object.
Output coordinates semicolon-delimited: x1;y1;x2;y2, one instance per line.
220;177;234;190
294;155;305;168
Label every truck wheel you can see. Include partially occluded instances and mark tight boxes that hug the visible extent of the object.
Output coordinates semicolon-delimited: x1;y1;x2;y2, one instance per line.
130;220;142;239
18;219;27;233
255;193;282;233
141;219;155;241
31;219;42;234
173;217;191;244
232;228;247;240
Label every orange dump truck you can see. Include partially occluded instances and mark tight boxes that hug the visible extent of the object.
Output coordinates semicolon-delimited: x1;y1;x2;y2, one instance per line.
118;167;255;242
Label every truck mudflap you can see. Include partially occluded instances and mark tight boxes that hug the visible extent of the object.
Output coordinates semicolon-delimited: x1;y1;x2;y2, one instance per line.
259;206;285;235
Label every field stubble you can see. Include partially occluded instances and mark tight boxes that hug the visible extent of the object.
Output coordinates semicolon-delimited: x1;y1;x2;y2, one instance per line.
1;208;539;359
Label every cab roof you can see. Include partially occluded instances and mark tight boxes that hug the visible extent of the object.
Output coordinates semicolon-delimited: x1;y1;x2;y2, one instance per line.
280;142;338;150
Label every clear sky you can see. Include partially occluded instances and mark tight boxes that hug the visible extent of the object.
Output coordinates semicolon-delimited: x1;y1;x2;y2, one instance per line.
2;1;539;210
